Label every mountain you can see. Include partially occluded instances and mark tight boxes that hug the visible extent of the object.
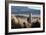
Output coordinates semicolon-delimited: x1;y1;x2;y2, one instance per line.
11;6;40;15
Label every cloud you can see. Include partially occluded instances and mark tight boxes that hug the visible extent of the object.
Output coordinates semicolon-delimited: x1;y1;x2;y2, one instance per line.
27;6;41;10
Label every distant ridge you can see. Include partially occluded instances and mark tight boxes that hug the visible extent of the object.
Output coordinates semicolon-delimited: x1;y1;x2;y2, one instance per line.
11;6;40;15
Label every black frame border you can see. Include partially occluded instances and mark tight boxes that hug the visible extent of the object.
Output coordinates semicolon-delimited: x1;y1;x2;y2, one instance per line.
5;1;45;34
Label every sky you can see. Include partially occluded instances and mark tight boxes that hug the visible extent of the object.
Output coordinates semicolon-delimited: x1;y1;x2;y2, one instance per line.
27;6;41;10
11;6;40;15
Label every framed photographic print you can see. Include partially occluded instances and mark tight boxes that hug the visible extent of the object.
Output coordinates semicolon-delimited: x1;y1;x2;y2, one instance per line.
5;0;45;34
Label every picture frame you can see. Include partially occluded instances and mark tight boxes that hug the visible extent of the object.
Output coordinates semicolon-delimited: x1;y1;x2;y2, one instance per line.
5;0;45;34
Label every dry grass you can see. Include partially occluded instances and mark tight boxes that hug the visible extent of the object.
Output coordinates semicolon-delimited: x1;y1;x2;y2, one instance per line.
11;15;41;28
